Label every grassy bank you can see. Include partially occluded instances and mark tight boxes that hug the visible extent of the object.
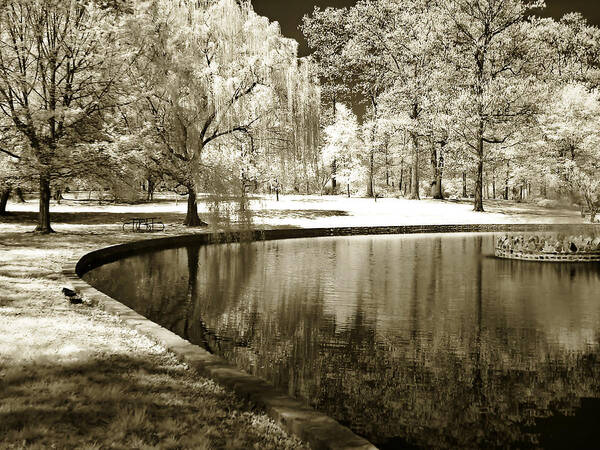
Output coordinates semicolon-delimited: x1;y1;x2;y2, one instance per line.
0;195;585;448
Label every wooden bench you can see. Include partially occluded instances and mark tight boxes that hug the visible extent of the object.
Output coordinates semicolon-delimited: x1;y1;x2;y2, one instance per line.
122;217;165;232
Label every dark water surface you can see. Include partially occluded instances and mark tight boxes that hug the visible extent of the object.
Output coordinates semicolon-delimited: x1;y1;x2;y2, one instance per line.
84;233;600;449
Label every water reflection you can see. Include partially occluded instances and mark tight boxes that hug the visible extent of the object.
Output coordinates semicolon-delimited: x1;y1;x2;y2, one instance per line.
84;234;600;448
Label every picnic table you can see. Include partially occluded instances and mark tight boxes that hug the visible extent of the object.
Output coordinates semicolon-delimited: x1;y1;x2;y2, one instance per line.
122;217;165;232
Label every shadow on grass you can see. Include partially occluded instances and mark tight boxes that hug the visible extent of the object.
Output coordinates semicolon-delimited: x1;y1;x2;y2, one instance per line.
253;209;350;220
436;198;581;219
0;211;188;226
0;354;298;449
482;201;580;218
1;208;350;227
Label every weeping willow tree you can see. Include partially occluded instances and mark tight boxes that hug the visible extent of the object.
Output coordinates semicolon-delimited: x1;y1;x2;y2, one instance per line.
127;0;320;226
274;59;321;194
244;57;321;197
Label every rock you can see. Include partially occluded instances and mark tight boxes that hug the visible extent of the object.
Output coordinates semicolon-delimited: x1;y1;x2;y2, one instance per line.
62;287;83;304
62;287;77;297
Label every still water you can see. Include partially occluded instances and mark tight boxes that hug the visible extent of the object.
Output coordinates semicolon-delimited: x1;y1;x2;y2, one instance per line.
84;233;600;448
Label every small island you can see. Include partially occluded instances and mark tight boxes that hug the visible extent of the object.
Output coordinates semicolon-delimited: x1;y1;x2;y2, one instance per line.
496;234;600;262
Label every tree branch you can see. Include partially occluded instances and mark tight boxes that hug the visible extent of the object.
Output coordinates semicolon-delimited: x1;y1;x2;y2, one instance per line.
0;147;20;159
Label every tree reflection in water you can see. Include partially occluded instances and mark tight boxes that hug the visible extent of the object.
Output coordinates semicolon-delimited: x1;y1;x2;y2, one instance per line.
84;234;600;449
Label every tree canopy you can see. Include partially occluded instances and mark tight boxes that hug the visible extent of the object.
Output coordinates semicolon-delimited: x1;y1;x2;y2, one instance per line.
2;0;600;229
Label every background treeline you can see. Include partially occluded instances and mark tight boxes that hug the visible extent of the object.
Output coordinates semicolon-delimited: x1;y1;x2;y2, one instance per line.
304;0;600;220
1;0;599;232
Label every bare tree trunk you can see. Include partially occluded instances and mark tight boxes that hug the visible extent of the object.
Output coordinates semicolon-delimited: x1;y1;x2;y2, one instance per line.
430;144;444;200
474;159;484;211
431;176;443;199
347;183;350;198
409;132;420;200
367;149;374;198
147;177;155;201
15;187;25;203
504;162;510;200
240;177;248;212
462;172;467;198
492;174;496;199
385;142;390;187
473;48;486;212
0;188;10;215
473;127;485;212
53;189;63;204
293;176;300;194
331;99;337;194
367;96;379;198
184;184;207;227
540;179;547;198
399;165;404;194
35;174;54;233
331;158;337;193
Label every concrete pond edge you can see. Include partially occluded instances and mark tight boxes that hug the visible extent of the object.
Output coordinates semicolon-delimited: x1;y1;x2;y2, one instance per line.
61;223;599;450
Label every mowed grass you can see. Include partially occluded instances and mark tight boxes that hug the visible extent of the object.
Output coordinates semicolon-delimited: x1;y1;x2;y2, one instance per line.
0;231;307;449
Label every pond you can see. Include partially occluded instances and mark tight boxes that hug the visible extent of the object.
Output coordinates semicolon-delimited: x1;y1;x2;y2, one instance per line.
83;233;600;449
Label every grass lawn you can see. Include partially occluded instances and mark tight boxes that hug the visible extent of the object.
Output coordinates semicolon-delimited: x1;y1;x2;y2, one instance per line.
0;194;586;448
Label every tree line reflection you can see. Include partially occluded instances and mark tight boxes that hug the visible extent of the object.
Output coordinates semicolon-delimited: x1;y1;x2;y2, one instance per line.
85;235;600;448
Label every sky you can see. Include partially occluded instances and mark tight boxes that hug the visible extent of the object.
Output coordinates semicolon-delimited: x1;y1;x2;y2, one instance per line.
251;0;600;57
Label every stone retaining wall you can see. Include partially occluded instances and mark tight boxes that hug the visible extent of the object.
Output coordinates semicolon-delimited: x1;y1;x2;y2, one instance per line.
75;223;599;276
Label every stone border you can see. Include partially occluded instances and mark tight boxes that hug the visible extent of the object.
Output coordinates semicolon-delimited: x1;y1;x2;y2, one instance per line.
495;248;600;262
62;223;598;450
73;223;599;275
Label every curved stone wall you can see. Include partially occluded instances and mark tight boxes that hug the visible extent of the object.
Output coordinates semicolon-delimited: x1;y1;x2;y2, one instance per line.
75;223;599;276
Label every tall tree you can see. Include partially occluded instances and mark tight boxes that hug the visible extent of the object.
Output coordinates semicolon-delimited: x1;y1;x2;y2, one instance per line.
322;104;362;196
0;0;129;232
441;0;545;212
302;6;352;192
0;118;23;213
358;0;444;200
304;0;449;200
